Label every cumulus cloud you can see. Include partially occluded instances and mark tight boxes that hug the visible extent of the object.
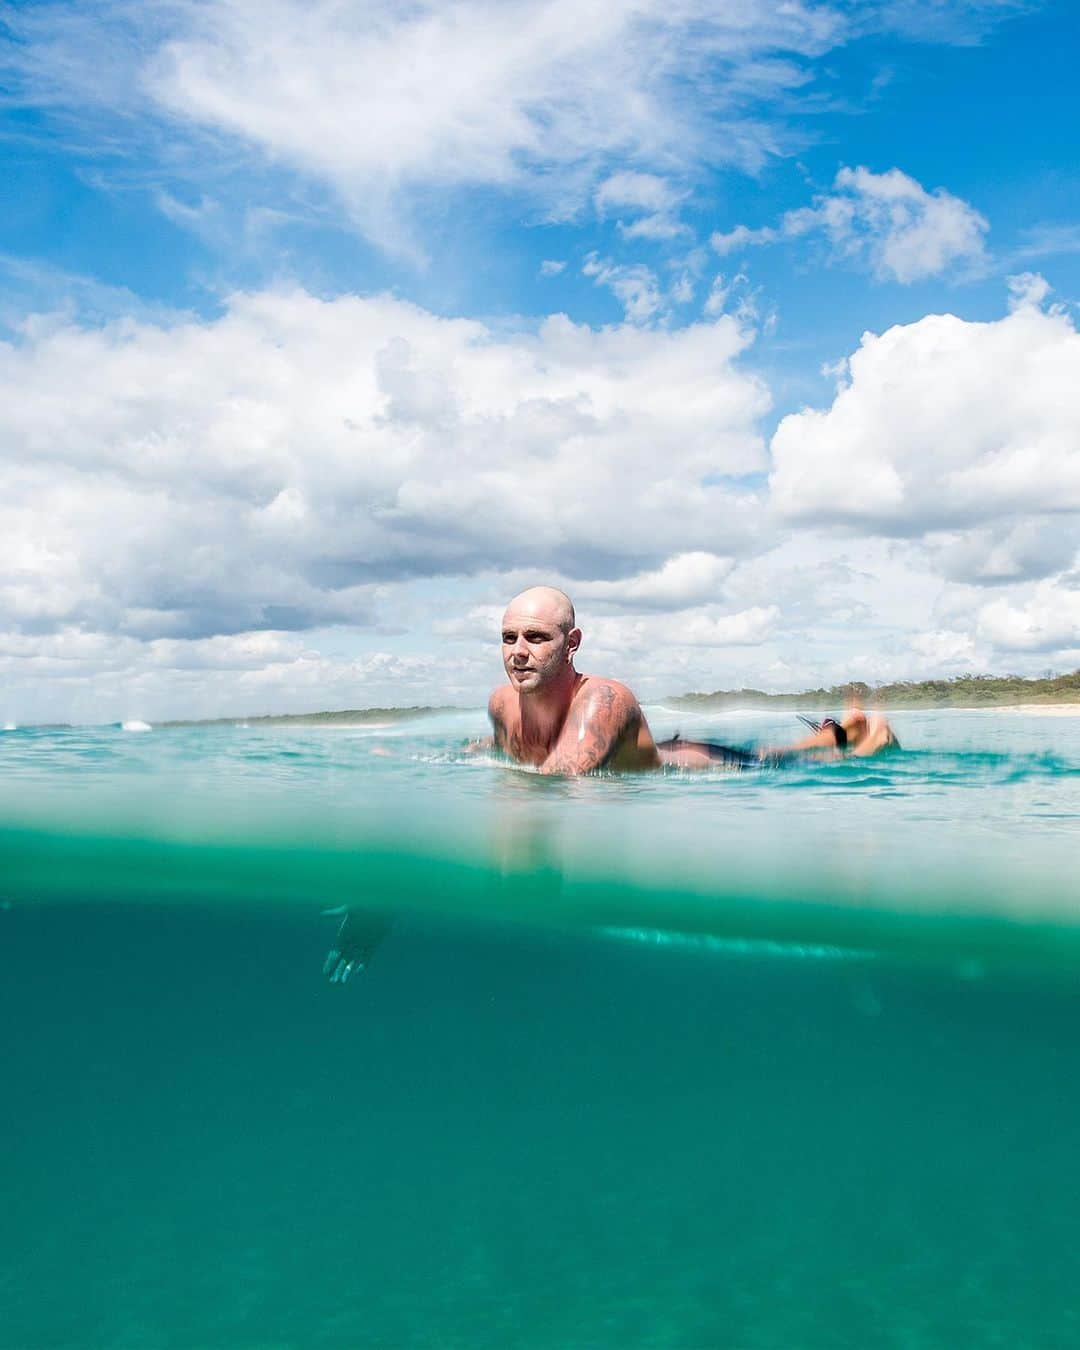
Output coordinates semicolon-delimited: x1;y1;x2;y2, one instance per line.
735;278;1080;681
933;519;1079;587
769;286;1080;534
908;628;979;668
589;605;780;651
574;552;735;610
0;288;769;649
713;165;988;282
976;582;1080;654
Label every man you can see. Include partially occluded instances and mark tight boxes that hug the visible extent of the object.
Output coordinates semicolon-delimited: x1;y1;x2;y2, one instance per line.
483;585;898;775
487;586;661;774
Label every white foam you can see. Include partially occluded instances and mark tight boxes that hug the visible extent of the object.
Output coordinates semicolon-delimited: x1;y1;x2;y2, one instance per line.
2;723;16;732
121;720;153;732
600;927;867;961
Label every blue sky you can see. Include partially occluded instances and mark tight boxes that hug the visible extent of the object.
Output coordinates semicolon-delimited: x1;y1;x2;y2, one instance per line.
1;0;1079;721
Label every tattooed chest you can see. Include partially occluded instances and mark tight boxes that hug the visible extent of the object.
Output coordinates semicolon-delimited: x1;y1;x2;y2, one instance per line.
498;724;549;765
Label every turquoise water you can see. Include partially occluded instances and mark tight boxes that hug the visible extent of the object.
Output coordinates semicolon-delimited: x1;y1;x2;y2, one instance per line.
3;708;1080;1346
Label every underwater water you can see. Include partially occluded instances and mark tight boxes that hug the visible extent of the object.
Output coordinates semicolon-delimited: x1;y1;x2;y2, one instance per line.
2;707;1080;1348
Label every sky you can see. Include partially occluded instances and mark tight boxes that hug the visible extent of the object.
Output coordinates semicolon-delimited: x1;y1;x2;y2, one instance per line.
1;0;1079;723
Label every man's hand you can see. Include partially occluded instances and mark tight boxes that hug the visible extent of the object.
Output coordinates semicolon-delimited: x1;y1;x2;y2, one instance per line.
322;907;392;983
462;736;495;754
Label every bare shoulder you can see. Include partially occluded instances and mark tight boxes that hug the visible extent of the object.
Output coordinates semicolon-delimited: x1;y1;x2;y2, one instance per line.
573;676;642;721
488;685;513;720
541;675;649;775
603;678;642;708
577;676;641;706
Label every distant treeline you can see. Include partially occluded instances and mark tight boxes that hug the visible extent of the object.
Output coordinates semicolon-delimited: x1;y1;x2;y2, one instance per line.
165;705;454;727
670;671;1080;710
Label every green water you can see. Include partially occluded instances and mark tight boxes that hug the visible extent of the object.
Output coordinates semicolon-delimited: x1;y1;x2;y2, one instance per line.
2;709;1080;1346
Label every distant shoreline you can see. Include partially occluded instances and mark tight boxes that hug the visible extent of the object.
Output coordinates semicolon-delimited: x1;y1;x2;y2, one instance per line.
668;672;1080;712
160;705;460;728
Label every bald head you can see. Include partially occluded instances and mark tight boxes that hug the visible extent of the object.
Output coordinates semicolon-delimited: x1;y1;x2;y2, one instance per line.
503;586;576;633
500;586;580;695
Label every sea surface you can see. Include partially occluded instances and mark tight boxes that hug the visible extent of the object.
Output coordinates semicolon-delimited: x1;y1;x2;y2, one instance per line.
2;706;1080;1348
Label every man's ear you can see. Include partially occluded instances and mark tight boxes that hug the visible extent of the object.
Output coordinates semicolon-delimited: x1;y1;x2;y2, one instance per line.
566;626;582;661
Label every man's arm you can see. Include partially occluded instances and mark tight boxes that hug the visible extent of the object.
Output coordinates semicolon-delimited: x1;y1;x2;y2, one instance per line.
539;682;638;776
462;694;503;754
487;689;510;754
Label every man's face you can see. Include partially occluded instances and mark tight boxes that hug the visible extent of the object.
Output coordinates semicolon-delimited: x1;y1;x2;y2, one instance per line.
501;606;574;693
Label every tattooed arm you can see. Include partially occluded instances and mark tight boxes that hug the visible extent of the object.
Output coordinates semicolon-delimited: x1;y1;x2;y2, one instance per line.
539;681;639;776
487;689;511;755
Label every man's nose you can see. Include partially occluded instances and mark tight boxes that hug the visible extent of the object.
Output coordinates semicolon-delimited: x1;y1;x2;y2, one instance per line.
511;636;530;659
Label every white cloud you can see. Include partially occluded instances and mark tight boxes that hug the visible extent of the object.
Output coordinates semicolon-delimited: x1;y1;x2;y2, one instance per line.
703;271;757;322
585;256;762;326
594;172;679;216
908;629;979;668
770;288;1080;533
582;254;664;324
0;288;769;650
730;281;1080;682
574;552;735;610
3;0;853;250
594;171;689;241
976;583;1080;654
588;604;780;652
666;605;780;646
872;0;1036;46
711;224;779;255
1006;270;1052;310
433;604;505;642
618;216;690;242
539;259;566;277
1010;224;1080;264
932;519;1079;586
712;165;988;282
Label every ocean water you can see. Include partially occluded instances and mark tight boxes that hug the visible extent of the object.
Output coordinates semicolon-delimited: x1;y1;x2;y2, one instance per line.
2;707;1080;1348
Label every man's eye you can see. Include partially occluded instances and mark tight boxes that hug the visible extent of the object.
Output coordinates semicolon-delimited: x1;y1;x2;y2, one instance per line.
502;634;515;643
524;631;545;641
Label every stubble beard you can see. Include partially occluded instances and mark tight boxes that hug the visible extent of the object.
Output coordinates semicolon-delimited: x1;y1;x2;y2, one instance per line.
508;655;569;698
